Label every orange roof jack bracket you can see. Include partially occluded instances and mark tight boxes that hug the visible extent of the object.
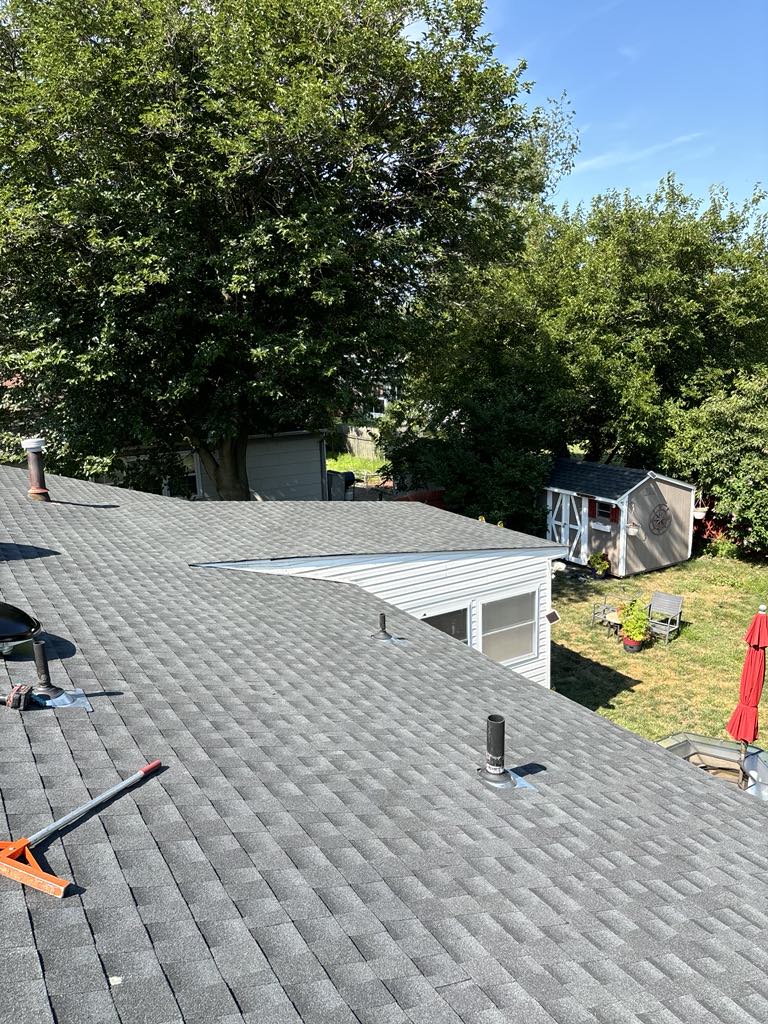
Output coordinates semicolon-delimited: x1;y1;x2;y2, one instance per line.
0;759;162;898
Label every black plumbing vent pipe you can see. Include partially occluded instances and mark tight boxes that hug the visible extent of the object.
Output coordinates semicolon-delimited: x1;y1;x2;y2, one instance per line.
372;613;392;640
486;714;505;775
33;638;63;698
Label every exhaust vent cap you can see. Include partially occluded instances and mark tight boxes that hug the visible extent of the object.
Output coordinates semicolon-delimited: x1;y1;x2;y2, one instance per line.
21;437;46;453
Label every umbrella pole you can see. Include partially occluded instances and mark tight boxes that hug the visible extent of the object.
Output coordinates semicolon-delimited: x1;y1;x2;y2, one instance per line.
738;740;749;790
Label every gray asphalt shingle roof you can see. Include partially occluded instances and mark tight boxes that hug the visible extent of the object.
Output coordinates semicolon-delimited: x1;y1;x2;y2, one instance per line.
1;463;767;1024
549;459;652;501
177;499;561;562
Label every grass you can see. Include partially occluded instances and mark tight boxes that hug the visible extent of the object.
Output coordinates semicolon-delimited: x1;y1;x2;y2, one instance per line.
325;452;386;478
552;554;768;742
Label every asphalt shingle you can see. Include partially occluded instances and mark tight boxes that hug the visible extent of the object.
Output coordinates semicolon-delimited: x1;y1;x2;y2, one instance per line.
0;463;765;1024
549;458;658;500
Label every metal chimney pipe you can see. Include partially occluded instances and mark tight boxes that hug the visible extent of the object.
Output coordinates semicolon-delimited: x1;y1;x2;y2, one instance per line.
485;714;505;775
32;638;63;698
371;613;393;640
21;438;50;503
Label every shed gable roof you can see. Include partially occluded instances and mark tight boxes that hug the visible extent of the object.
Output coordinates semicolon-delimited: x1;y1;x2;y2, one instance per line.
549;458;650;500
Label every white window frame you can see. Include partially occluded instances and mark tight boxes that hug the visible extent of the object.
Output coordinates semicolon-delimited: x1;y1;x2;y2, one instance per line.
418;601;472;646
478;588;539;667
595;500;614;521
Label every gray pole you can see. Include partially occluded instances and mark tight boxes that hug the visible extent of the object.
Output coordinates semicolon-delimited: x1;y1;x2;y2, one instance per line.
26;760;161;848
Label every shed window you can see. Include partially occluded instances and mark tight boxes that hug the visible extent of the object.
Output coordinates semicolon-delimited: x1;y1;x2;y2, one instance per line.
590;499;619;523
481;592;536;664
423;608;468;644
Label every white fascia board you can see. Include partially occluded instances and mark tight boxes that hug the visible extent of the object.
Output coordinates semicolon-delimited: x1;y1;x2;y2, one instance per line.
200;545;569;573
547;484;621;505
247;429;323;440
621;472;695;500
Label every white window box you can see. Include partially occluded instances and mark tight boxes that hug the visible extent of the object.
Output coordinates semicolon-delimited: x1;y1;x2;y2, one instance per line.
590;520;612;533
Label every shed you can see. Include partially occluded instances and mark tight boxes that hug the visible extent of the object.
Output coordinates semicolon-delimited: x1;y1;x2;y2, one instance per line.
192;430;327;500
545;458;695;577
200;501;567;688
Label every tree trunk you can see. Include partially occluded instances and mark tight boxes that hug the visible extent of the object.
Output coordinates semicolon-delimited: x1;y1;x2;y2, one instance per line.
198;433;251;500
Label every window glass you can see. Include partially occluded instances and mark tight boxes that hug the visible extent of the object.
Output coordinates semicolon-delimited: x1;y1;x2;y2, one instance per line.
482;593;535;633
423;608;468;643
481;592;536;663
482;623;536;663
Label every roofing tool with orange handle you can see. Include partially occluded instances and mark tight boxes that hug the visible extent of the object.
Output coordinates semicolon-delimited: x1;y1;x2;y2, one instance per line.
0;759;162;898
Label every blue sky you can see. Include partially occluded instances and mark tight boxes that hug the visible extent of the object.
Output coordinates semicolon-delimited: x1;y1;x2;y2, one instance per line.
482;0;768;208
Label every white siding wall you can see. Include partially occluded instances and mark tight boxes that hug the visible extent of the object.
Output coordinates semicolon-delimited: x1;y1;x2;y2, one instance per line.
199;434;326;500
212;549;555;687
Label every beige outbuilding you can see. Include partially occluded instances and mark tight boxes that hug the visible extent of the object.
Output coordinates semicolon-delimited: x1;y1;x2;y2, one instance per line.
545;458;696;577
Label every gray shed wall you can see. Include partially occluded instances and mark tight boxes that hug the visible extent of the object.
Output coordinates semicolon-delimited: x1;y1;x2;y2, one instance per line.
200;434;326;501
587;517;621;570
625;478;692;574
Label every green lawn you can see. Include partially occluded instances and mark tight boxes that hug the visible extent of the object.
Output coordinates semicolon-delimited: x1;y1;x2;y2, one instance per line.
552;555;768;741
326;452;386;478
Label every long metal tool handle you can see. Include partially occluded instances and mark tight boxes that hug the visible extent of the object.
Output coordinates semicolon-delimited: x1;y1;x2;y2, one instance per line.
26;760;162;848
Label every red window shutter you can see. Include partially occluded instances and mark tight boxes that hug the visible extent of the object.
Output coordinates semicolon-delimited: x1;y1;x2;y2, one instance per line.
588;498;596;518
610;505;620;524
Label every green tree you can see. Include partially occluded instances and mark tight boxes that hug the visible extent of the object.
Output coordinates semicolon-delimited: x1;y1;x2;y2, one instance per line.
378;261;577;529
381;178;767;529
663;371;768;554
526;177;768;465
0;0;563;497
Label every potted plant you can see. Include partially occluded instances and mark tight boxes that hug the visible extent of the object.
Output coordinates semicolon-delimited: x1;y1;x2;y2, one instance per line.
587;551;611;579
621;599;651;653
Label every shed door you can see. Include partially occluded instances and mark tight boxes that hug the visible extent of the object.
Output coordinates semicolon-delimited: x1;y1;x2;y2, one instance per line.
547;490;587;564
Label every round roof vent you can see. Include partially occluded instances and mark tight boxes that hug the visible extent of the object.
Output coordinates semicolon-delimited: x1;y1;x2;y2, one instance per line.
0;602;42;655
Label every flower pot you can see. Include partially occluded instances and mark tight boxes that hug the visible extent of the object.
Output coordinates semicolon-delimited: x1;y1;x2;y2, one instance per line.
590;568;609;579
622;636;643;653
693;508;707;520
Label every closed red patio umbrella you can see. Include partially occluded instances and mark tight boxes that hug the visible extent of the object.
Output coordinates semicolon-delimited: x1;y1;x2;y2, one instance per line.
727;605;768;787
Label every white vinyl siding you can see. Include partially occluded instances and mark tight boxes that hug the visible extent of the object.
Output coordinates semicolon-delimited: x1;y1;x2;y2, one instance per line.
207;547;557;687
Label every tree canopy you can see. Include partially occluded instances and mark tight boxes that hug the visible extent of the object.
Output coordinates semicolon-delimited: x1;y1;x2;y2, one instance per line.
0;0;567;496
525;177;768;465
378;261;576;530
664;371;768;554
381;177;768;540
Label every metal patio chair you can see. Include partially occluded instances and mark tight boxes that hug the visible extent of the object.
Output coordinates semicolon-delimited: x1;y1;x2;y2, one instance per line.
591;601;617;628
647;592;683;645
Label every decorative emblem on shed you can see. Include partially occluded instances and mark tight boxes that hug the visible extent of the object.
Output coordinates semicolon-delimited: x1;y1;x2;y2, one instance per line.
649;503;672;535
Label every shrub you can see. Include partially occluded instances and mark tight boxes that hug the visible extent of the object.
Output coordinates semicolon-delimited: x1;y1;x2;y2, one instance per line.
587;551;610;574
